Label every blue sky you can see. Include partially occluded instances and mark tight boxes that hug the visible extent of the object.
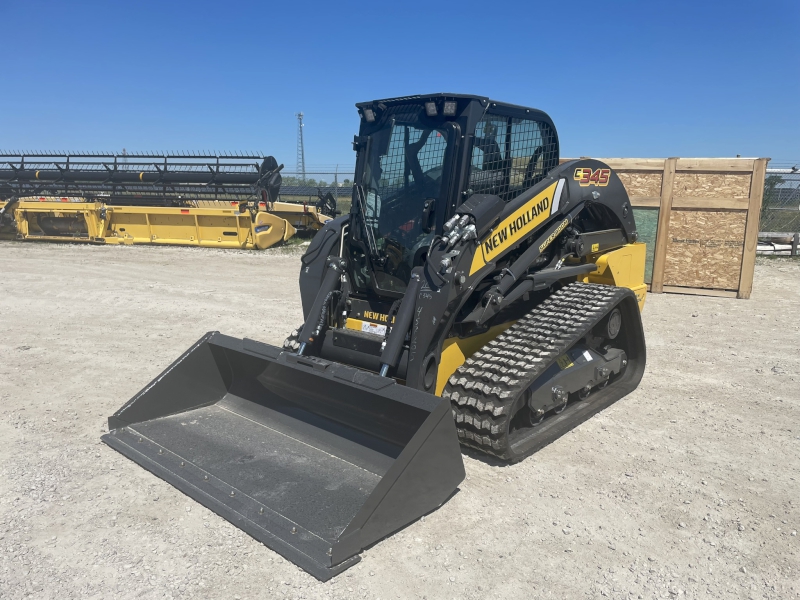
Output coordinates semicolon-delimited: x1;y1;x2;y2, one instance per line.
1;0;797;170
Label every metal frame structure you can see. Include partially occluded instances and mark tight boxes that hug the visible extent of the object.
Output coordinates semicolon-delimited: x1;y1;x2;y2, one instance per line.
0;152;282;206
295;113;306;182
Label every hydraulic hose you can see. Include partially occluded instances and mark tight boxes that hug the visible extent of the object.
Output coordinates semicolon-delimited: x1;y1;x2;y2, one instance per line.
296;257;344;355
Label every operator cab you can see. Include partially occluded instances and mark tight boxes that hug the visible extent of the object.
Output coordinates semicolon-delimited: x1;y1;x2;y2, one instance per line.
349;94;559;298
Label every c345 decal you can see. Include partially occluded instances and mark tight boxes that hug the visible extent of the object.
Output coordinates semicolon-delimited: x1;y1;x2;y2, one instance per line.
469;181;558;275
574;167;610;187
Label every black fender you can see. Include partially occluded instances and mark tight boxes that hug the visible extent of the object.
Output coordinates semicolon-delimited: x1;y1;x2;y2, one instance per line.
553;159;637;242
299;215;349;319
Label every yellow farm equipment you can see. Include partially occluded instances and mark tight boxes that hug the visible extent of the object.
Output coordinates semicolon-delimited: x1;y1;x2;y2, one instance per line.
0;153;335;249
3;200;299;249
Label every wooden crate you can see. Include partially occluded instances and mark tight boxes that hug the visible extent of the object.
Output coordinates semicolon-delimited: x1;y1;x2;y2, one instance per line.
562;157;769;299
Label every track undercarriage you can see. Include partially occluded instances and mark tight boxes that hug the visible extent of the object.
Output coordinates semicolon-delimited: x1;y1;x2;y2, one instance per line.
446;282;645;461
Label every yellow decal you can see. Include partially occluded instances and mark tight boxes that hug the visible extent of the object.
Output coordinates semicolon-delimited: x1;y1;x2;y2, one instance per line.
574;167;610;187
469;182;557;275
556;355;574;370
591;243;600;252
538;218;569;253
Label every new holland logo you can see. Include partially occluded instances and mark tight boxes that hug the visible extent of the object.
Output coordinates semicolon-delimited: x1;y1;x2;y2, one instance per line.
482;196;550;256
468;182;558;275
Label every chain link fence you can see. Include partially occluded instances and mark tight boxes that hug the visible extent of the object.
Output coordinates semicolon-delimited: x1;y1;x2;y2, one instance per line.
760;164;800;233
758;163;799;255
279;170;355;213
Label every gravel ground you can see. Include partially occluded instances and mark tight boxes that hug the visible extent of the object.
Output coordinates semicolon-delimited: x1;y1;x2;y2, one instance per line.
0;242;798;600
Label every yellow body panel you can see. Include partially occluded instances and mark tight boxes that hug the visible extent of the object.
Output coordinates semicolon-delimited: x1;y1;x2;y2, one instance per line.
344;317;513;396
11;202;108;242
270;201;331;231
192;200;329;231
4;200;296;249
469;181;558;275
579;242;647;311
435;322;515;396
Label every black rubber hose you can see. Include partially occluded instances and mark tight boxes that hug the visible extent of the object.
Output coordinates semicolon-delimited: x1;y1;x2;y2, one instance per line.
315;291;336;335
298;259;343;347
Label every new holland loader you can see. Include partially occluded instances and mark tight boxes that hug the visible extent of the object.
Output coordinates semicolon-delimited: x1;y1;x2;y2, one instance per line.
102;94;647;580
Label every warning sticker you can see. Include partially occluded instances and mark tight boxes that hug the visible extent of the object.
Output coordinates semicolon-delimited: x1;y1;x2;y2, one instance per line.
556;355;574;370
361;321;387;336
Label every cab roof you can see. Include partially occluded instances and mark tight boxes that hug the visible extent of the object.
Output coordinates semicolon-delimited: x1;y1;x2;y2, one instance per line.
355;93;554;125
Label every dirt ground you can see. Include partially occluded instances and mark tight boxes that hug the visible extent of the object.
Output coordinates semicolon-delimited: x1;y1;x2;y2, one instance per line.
0;242;798;600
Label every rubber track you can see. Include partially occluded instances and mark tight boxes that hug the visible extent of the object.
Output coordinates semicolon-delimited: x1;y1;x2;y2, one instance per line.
443;282;629;460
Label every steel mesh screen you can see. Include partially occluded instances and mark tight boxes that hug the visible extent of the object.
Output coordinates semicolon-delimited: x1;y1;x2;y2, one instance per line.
469;116;558;201
376;125;448;198
375;125;408;200
760;167;800;233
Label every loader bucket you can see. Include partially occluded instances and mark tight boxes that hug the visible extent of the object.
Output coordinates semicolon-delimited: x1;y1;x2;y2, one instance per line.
102;332;465;580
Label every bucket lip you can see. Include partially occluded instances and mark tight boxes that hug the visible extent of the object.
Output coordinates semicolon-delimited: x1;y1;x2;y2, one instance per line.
102;426;360;581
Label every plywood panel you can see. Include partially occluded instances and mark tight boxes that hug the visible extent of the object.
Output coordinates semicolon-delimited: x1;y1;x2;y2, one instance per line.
629;196;661;207
617;172;663;197
663;210;746;290
601;159;666;171
661;286;738;298
560;156;768;298
676;158;756;172
672;173;751;199
672;196;750;210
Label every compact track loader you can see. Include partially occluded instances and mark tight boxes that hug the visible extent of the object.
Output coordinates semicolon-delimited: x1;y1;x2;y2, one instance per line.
103;94;647;580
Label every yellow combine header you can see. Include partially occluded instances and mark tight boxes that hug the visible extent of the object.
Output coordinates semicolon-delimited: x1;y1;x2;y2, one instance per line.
0;199;331;249
0;152;337;249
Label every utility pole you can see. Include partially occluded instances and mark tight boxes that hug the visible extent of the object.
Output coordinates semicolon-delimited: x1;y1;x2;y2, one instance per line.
295;112;306;182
